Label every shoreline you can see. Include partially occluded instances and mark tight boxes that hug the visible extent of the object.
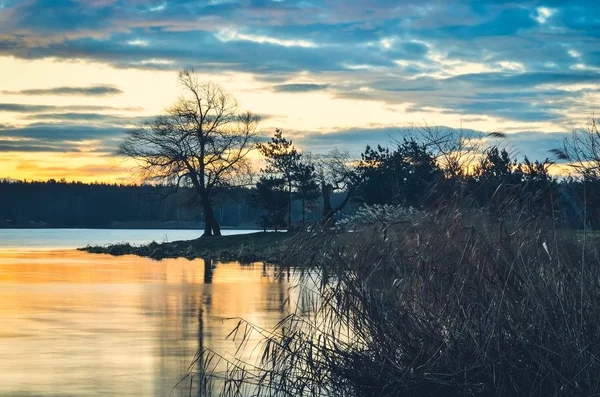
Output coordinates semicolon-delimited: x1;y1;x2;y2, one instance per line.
79;231;290;262
0;224;257;230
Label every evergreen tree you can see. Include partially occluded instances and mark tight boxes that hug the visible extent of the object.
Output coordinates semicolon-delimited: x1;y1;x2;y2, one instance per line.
292;161;320;226
249;177;287;231
257;129;302;227
357;139;443;207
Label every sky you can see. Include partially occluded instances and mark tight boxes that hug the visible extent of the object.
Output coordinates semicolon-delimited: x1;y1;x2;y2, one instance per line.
1;0;599;182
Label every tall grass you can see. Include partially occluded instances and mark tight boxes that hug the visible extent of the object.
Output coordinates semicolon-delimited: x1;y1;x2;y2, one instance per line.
185;207;600;396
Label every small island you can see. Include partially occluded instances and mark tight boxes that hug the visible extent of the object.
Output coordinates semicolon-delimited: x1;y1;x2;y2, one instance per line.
79;231;289;263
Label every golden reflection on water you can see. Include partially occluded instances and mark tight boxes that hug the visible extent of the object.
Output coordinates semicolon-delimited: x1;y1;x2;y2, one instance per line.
0;249;294;397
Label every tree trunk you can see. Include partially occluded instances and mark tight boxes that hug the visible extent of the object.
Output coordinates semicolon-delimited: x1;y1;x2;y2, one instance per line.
287;181;292;229
210;212;222;236
201;198;221;237
321;183;334;226
322;183;333;218
202;204;213;237
302;197;306;226
322;185;354;227
186;169;215;238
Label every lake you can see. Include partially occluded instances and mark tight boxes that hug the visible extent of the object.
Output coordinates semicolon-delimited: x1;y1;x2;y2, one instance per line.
0;229;296;397
0;228;260;250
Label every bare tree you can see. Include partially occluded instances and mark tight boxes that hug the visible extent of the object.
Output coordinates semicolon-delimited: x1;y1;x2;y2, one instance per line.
414;124;482;180
309;148;358;225
557;117;600;179
119;70;259;237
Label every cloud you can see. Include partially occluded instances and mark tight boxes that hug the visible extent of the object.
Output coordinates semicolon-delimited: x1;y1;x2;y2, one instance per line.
3;85;123;96
447;71;600;88
0;141;81;152
295;125;568;163
21;112;144;125
0;123;124;140
410;100;565;123
331;69;599;123
273;83;330;93
491;131;571;162
13;30;397;74
0;123;125;152
0;103;142;112
0;1;595;75
0;0;599;157
295;126;466;154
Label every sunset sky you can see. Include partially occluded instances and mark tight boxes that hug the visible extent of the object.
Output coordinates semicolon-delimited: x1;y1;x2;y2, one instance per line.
1;0;599;182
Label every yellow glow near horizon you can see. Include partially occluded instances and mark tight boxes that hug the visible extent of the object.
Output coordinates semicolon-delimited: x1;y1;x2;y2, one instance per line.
1;151;136;183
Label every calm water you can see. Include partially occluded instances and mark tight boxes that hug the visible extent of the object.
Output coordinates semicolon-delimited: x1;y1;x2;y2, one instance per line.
0;228;260;250
0;229;296;397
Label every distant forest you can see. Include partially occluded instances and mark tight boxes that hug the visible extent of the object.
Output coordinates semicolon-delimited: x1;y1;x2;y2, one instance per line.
0;179;352;228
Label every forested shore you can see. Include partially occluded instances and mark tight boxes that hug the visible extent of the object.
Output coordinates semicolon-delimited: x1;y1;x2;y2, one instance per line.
0;179;351;229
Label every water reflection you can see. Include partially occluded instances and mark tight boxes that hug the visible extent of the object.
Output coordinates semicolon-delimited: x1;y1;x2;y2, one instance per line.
0;250;294;397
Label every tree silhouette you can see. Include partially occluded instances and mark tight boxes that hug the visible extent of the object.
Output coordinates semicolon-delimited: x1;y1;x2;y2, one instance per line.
557;117;600;179
520;157;556;216
249;176;287;231
292;161;320;226
119;70;258;237
357;139;443;207
310;149;358;226
470;147;521;212
257;129;301;227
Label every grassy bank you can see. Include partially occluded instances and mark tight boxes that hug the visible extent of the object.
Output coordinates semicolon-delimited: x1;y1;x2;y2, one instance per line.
186;210;600;397
79;231;290;262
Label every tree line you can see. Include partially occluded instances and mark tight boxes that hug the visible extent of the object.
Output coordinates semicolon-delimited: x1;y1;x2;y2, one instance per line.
249;126;599;231
0;180;246;228
0;179;350;228
3;127;599;231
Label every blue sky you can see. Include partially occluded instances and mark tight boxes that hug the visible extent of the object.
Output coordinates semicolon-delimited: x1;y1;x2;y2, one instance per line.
0;0;598;181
